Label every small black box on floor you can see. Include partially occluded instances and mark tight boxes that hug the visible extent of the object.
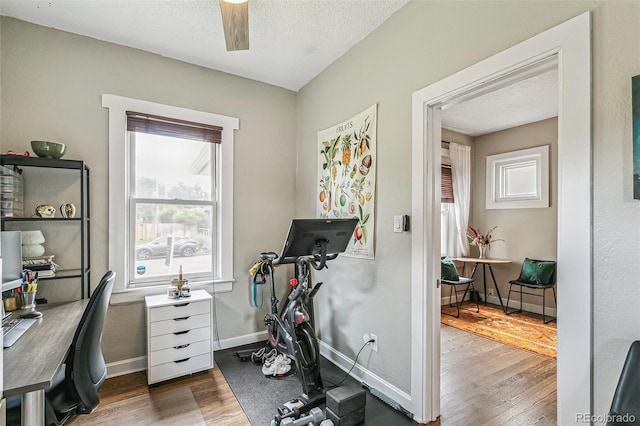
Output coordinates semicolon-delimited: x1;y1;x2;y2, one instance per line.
326;384;366;416
326;406;365;426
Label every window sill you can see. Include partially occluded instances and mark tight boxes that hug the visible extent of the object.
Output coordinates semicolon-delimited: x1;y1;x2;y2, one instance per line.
109;278;234;305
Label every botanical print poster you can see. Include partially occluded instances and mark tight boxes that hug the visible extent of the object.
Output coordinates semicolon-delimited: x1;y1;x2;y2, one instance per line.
317;104;377;259
634;75;640;199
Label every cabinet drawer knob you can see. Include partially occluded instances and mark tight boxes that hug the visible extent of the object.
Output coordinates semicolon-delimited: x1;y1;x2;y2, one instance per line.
174;358;190;363
173;316;190;321
174;330;190;335
174;344;190;349
173;302;190;307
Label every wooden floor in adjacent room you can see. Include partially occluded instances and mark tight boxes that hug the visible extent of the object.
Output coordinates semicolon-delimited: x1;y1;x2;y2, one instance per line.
72;324;555;426
435;324;557;426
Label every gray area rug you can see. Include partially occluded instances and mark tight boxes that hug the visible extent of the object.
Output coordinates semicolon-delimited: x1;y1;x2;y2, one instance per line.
215;343;416;426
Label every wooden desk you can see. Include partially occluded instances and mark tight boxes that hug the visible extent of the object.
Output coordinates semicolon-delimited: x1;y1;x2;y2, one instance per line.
4;299;88;426
454;257;512;311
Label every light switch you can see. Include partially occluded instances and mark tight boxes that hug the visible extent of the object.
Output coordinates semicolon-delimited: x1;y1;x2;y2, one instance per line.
394;215;403;233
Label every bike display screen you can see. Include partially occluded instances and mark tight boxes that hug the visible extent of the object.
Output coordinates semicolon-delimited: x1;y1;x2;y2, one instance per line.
279;218;358;259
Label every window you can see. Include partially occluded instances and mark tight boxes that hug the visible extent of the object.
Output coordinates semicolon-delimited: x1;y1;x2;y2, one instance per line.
486;145;549;209
103;95;238;297
441;165;454;203
128;112;218;286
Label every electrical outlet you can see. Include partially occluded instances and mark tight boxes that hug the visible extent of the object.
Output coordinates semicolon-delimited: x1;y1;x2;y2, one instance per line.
488;289;494;297
370;333;378;352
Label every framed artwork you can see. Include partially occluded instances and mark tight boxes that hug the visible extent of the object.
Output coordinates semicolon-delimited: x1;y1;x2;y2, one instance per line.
633;74;640;199
316;104;377;259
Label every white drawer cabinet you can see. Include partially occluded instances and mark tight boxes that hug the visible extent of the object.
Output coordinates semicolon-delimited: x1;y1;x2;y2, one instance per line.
145;289;213;385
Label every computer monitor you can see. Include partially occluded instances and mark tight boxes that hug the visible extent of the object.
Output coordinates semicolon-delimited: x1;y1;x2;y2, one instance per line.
280;218;358;259
1;231;23;292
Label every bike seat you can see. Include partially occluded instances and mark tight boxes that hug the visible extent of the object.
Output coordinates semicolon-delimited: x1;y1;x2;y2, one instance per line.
260;252;278;261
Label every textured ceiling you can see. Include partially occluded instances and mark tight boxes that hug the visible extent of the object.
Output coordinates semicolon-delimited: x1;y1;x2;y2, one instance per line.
442;68;559;137
0;1;556;135
0;0;408;91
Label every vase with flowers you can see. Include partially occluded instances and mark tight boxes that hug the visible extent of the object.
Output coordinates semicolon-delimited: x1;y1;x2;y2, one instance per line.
466;225;503;259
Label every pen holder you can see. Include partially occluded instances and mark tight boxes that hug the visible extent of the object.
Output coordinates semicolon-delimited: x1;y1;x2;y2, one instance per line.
20;291;37;310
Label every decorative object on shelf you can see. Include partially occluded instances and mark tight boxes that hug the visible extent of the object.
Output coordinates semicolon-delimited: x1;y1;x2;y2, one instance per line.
21;230;45;245
167;285;179;299
181;281;191;297
170;265;189;297
21;229;46;257
5;150;29;157
35;204;55;218
30;141;67;159
0;165;24;218
59;203;76;218
466;225;503;259
22;243;45;257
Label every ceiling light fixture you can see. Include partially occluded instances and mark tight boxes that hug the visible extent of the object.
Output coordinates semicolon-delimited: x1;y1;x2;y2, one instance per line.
219;0;249;51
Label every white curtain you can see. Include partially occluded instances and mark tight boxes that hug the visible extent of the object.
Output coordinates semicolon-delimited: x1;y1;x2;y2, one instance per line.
449;143;471;257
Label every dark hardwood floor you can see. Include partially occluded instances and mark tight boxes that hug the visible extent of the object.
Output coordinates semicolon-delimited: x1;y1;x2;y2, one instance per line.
72;325;555;425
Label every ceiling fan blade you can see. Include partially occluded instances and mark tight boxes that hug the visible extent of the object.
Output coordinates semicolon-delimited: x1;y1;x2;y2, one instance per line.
219;0;249;51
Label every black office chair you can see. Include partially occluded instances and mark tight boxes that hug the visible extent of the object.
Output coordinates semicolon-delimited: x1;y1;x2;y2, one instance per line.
7;271;116;426
605;341;640;426
505;258;556;323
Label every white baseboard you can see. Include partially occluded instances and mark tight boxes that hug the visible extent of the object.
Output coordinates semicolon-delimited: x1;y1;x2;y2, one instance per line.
440;292;557;317
106;330;268;379
106;355;147;378
212;330;268;351
318;340;412;416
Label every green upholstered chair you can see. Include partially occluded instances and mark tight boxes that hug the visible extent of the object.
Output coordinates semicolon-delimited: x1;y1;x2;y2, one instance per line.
505;258;556;323
441;256;479;318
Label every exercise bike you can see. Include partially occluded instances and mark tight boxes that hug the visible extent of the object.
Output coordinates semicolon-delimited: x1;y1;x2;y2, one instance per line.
251;218;358;423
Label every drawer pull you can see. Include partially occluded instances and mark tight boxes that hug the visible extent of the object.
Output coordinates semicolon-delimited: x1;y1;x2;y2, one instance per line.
174;330;190;335
174;344;190;349
174;316;190;321
173;302;190;307
175;358;190;363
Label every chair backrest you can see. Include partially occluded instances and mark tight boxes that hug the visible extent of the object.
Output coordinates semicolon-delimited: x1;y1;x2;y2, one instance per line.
516;258;556;285
606;341;640;425
66;271;115;413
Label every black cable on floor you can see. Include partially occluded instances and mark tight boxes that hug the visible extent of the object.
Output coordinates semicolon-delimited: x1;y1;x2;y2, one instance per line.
325;339;373;389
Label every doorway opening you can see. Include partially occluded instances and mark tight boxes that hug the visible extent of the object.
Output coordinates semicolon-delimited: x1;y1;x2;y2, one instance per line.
410;12;591;425
437;66;559;423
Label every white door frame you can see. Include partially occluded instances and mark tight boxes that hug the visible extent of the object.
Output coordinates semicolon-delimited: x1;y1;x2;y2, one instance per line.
410;12;591;424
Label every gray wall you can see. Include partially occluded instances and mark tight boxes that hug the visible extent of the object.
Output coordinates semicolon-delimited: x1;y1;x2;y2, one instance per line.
472;118;558;306
0;18;297;363
296;0;640;416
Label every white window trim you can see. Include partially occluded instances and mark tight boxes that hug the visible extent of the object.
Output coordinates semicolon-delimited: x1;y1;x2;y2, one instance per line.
102;95;238;303
486;145;549;209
